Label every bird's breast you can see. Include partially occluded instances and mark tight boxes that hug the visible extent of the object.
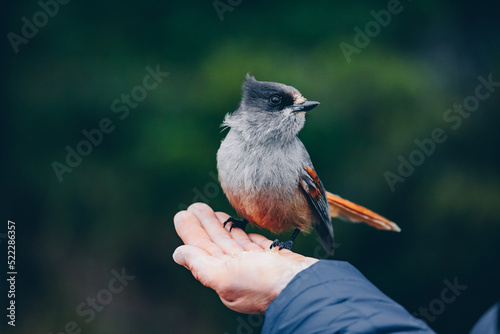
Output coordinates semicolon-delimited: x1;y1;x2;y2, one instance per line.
218;133;300;193
217;132;313;232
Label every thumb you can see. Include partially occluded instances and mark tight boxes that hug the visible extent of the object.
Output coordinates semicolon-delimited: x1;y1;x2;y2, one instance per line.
173;245;209;267
173;245;222;287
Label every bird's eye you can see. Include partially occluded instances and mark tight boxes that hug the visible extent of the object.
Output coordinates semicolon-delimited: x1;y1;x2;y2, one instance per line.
269;95;282;105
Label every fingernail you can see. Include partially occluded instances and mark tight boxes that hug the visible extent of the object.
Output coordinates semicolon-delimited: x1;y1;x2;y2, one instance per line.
172;249;182;264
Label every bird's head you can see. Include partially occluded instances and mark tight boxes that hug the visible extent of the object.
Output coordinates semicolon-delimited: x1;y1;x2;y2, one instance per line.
223;75;320;143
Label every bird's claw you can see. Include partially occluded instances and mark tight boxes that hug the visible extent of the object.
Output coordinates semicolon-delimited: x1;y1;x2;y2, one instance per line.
223;217;248;232
270;239;294;251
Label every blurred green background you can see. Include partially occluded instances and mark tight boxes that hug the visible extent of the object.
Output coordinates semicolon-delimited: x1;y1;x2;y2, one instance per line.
2;0;500;333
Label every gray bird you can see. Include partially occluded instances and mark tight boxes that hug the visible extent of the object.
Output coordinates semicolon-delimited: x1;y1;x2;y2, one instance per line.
217;75;400;255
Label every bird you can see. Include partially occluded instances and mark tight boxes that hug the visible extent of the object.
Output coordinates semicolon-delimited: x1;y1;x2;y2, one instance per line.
216;75;400;255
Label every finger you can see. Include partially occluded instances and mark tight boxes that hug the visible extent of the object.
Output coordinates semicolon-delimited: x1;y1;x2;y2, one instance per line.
215;212;265;251
214;211;230;223
174;210;224;256
248;233;273;249
173;245;226;288
188;203;245;255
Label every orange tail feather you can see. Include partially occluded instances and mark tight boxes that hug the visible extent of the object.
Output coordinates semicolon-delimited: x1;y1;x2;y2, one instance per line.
326;192;401;232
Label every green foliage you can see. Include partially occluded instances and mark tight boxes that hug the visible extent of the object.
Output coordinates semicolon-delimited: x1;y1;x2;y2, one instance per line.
3;0;500;333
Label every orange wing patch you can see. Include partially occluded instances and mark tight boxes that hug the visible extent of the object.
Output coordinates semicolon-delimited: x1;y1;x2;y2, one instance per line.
302;167;323;200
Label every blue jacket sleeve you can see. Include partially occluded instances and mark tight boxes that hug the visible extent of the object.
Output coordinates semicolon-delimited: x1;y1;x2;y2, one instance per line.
469;302;500;334
262;260;435;334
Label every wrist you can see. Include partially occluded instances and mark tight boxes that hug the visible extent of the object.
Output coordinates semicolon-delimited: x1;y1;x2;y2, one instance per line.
267;257;318;311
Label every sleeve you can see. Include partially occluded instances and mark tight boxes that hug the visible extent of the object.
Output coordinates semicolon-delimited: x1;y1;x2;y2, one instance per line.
469;301;500;334
262;260;436;334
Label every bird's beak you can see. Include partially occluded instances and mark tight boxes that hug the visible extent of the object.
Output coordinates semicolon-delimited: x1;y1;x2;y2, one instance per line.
291;101;320;112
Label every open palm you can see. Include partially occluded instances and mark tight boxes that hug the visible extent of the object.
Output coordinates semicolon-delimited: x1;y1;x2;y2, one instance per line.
173;203;318;314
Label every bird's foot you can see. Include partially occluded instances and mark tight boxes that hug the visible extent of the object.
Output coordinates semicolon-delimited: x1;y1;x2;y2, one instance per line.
270;229;300;252
270;239;294;251
223;217;248;232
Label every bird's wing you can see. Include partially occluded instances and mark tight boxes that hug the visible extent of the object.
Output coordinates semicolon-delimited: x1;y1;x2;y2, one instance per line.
326;192;401;232
299;166;335;255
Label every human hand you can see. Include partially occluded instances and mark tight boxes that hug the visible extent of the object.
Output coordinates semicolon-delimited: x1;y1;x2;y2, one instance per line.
173;203;318;314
